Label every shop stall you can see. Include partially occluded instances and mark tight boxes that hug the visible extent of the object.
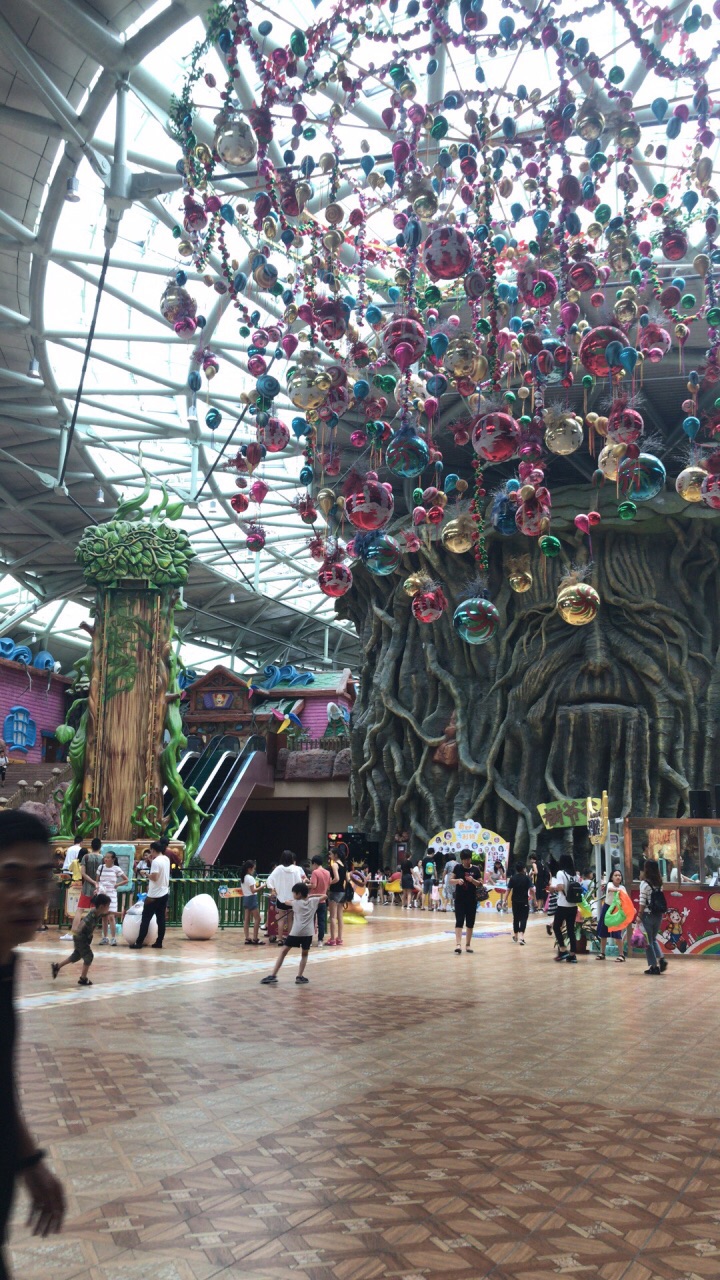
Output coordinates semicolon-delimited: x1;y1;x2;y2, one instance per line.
624;819;720;958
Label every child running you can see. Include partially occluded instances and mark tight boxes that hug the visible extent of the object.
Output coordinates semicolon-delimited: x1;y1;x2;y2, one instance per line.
51;893;111;986
260;882;321;986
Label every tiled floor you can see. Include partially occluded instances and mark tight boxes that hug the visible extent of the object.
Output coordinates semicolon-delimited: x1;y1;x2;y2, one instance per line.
7;908;720;1279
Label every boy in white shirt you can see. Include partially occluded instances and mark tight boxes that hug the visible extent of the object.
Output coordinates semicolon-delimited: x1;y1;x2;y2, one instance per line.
261;883;321;986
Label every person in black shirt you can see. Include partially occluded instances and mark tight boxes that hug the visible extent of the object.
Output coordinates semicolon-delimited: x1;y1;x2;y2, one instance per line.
0;810;66;1277
450;849;481;954
507;861;533;944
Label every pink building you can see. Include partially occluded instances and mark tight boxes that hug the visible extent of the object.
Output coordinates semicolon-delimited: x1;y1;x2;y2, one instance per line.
0;657;70;762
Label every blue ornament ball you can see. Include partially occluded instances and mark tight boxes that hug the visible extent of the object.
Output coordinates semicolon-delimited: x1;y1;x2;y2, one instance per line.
362;534;402;576
617;453;666;502
453;597;500;645
386;430;430;478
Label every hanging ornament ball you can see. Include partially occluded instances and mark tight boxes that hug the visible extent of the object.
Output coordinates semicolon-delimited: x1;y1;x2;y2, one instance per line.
264;419;290;452
701;472;720;510
403;573;425;597
214;113;258;168
316;487;336;517
617;500;637;520
556;581;600;626
675;466;707;503
362;533;402;576
617;453;666;502
386;430;430;478
508;569;533;593
441;519;475;554
411;588;447;625
453;597;500;645
422;225;473;281
579;325;629;377
598;443;625;481
318;561;353;597
381;316;427;365
545;415;583;455
539;535;561;557
472;411;521;463
345;479;394;531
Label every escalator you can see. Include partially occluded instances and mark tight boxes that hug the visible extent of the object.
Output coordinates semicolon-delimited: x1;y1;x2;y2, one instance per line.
195;735;275;865
168;734;242;838
162;749;199;815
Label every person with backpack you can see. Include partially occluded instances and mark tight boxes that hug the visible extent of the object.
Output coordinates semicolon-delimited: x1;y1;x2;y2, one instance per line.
638;859;668;975
421;851;436;910
550;853;583;963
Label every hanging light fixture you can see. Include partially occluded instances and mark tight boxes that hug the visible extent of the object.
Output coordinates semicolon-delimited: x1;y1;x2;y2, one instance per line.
96;487;105;503
229;591;235;604
27;357;41;380
65;177;80;202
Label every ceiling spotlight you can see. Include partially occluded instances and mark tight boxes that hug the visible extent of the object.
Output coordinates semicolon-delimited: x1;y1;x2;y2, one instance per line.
27;357;41;380
96;487;105;503
65;176;80;203
229;591;236;604
187;400;198;424
29;632;37;643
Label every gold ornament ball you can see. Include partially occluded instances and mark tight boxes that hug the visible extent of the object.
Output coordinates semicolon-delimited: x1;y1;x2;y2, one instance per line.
508;571;533;593
576;105;605;141
545;417;584;455
403;574;424;597
316;487;336;516
177;240;194;258
598;442;624;479
675;465;707;503
325;202;344;226
616;120;641;148
556;582;600;626
518;483;535;501
441;520;474;554
614;297;638;325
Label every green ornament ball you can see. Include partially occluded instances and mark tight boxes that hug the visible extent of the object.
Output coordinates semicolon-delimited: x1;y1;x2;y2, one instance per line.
608;65;625;83
681;293;696;309
581;374;594;388
653;182;668;198
617;500;637;521
595;204;611;224
290;28;308;56
412;487;424;504
424;285;442;304
707;308;720;327
539;535;561;557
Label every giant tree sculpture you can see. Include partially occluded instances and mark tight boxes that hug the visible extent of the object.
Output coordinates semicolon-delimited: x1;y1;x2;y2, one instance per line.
56;481;206;858
340;500;720;861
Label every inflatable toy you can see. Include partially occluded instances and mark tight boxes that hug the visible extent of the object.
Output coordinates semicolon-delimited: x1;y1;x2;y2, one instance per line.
604;888;636;931
182;893;220;939
122;899;158;947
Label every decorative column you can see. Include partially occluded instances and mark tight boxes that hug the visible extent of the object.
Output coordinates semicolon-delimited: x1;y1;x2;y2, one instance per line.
55;482;207;859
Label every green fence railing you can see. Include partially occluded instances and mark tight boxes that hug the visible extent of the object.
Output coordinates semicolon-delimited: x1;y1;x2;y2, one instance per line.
164;876;269;930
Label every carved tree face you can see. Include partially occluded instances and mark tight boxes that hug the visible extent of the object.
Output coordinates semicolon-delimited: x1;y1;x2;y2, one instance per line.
343;524;718;859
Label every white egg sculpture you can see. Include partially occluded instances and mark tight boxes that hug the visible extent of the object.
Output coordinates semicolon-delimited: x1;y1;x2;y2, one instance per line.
122;900;158;947
182;893;219;940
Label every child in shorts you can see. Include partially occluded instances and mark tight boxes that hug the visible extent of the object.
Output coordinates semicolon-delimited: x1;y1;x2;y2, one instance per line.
51;893;111;987
261;882;321;986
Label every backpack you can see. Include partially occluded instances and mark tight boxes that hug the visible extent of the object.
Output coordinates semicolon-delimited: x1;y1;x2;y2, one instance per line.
565;876;583;905
648;886;667;914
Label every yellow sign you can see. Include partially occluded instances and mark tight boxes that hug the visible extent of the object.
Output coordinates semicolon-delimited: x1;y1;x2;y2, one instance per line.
586;791;609;845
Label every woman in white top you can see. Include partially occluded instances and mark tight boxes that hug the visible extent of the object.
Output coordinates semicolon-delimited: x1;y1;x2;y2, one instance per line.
596;868;628;962
94;852;128;946
241;859;263;946
549;854;579;963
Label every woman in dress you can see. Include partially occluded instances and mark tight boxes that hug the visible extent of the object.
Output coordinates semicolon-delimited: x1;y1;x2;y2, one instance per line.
94;852;128;946
400;859;415;910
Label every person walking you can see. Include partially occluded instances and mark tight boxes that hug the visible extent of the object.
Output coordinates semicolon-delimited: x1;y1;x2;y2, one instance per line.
261;882;322;985
130;841;170;950
442;857;456;912
241;859;263;946
266;850;306;947
326;849;347;946
550;853;581;963
507;861;533;944
309;854;331;946
597;867;629;962
0;810;66;1273
95;852;128;946
638;859;668;975
451;850;481;954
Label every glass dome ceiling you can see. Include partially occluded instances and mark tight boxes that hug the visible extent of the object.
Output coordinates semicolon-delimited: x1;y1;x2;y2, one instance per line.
0;0;717;672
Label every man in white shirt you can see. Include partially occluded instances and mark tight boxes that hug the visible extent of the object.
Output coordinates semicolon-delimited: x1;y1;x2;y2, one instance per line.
266;850;307;945
62;836;83;874
130;842;171;950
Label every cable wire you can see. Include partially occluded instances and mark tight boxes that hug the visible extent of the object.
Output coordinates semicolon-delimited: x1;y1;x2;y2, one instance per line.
58;246;110;487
